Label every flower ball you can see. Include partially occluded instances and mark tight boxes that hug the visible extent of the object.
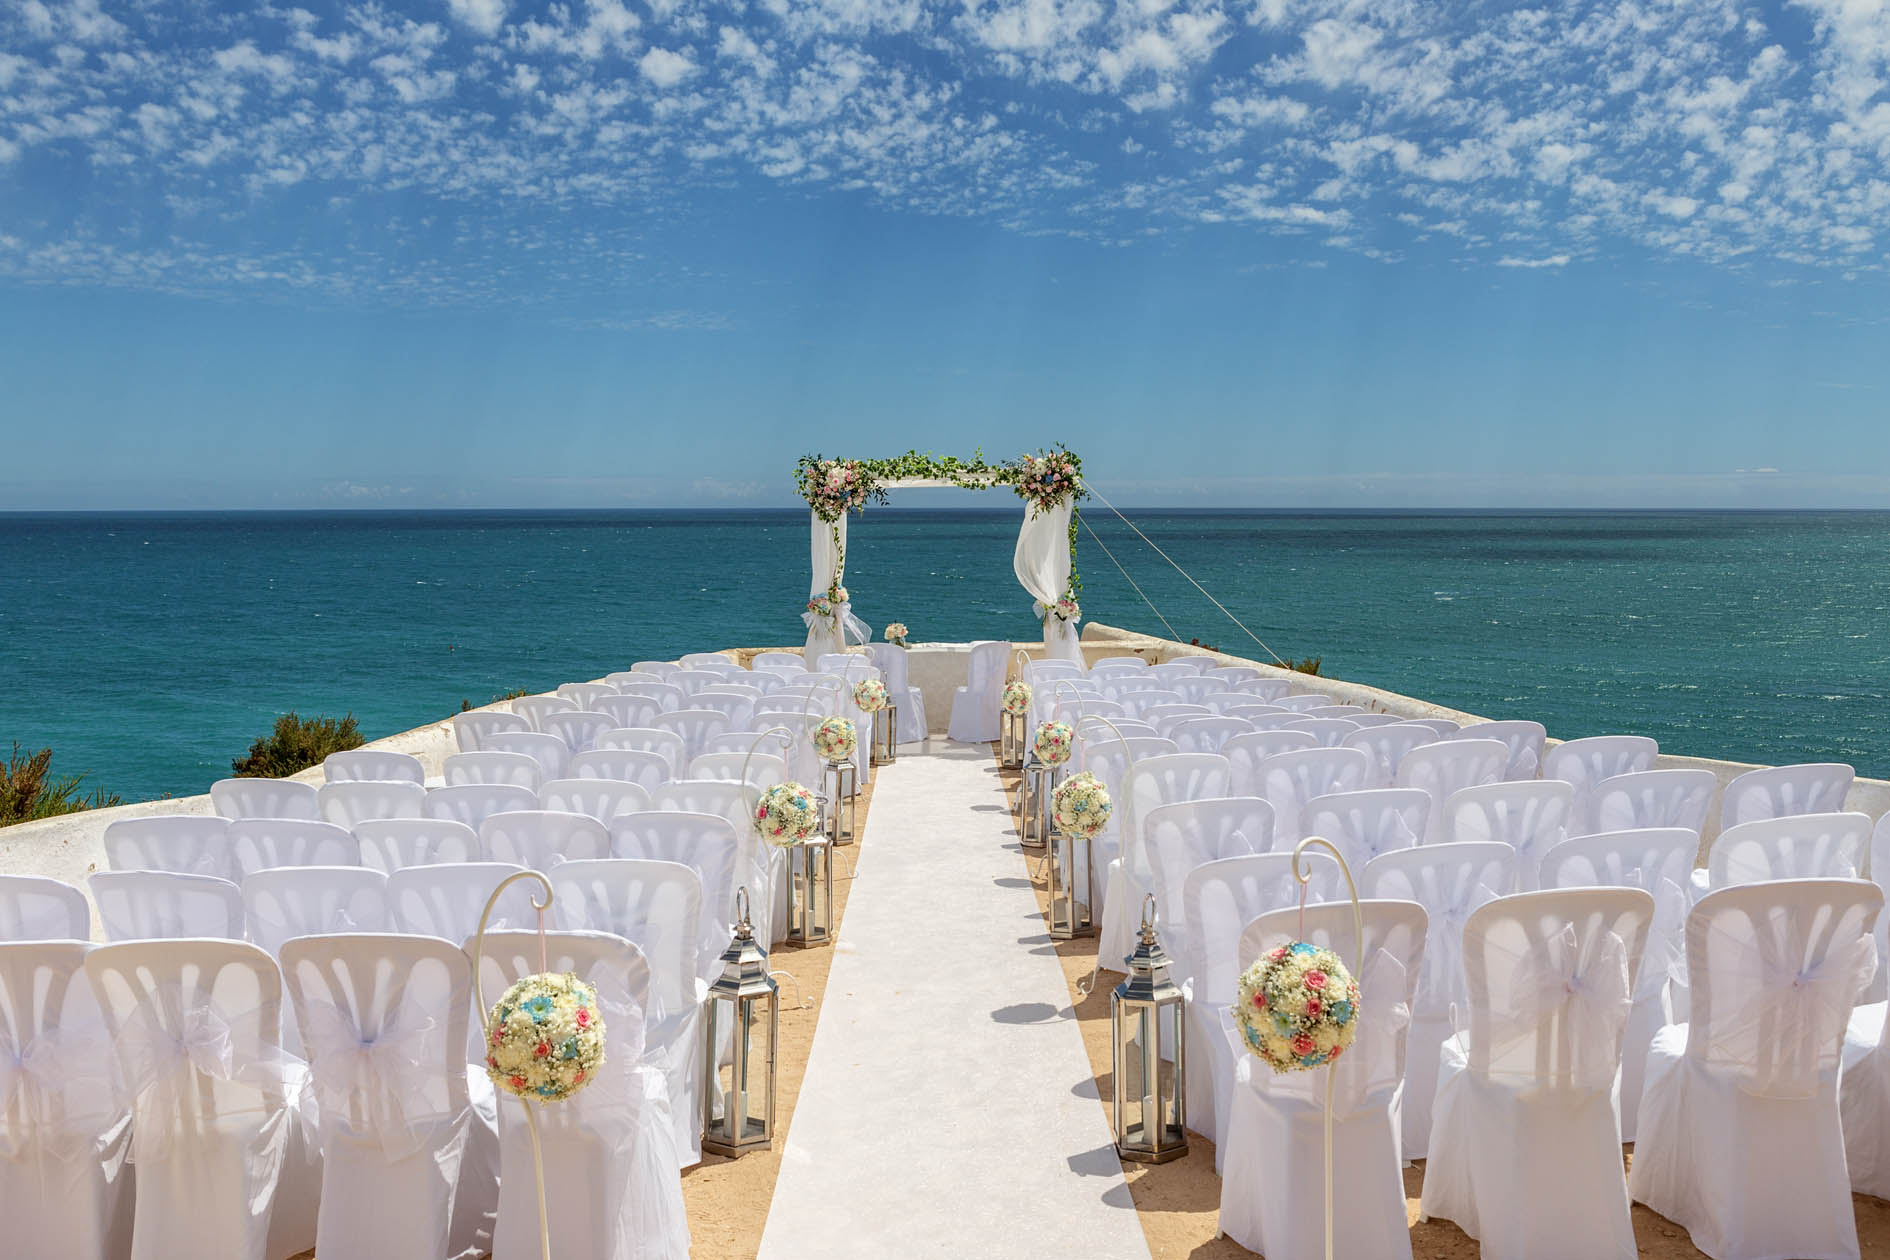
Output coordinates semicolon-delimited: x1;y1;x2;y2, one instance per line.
1033;721;1074;766
1001;679;1033;716
1050;771;1112;839
755;781;819;846
485;972;606;1103
853;677;889;713
813;716;857;763
1233;942;1360;1074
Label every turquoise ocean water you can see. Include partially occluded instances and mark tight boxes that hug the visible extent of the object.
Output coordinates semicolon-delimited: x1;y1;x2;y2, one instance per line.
2;509;1886;802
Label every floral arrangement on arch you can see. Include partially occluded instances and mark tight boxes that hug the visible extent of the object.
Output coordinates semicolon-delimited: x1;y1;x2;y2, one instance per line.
813;716;857;763
852;678;889;713
1001;679;1032;716
1047;595;1080;623
755;782;820;846
797;458;883;522
485;972;606;1102
884;622;910;648
1233;942;1360;1073
1015;449;1082;513
1033;720;1074;766
1050;771;1111;838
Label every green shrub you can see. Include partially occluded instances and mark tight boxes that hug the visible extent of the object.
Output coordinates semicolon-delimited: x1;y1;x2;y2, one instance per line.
1;744;122;825
232;712;364;778
1275;656;1323;675
460;688;531;712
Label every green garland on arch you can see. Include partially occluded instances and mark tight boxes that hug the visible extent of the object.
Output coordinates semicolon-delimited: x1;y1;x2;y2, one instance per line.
794;447;1084;601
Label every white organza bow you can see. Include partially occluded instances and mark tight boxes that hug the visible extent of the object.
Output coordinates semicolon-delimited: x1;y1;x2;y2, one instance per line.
1332;949;1412;1118
1727;930;1877;1098
0;1025;119;1162
1420;881;1501;1017
113;995;311;1163
301;1000;448;1160
1485;925;1632;1094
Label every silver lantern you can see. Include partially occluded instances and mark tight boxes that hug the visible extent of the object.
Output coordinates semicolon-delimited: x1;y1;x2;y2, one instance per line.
1000;709;1027;769
702;888;778;1157
1111;895;1187;1163
821;758;857;845
871;703;899;765
1019;758;1060;850
785;836;833;946
1046;817;1094;939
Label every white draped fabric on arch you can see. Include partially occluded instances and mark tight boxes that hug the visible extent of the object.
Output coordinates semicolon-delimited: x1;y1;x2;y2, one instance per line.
796;452;1086;666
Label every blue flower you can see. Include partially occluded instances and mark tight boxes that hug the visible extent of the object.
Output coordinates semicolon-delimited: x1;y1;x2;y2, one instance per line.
1330;1000;1354;1025
522;995;555;1023
1289;942;1316;957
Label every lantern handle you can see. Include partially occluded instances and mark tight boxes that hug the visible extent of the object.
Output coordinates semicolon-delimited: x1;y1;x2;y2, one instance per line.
1140;892;1158;936
1290;833;1362;1260
741;725;796;830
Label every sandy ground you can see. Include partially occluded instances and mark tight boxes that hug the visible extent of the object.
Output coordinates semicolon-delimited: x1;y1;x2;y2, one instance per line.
997;762;1890;1260
288;766;880;1260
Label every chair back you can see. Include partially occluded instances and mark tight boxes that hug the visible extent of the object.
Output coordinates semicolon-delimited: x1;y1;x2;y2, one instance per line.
1540;827;1697;999
1439;779;1576;891
424;782;538;830
453;711;527;753
687;752;787;787
321;750;425;785
1584;768;1717;837
1283;716;1361;748
609;810;743;965
0;939;119;1161
445;750;543;791
1684;879;1881;1096
651;710;732;762
539;777;651;823
557;683;617;710
1707;812;1871;888
1223;730;1319;795
1256;746;1373;845
596;693;665;730
1360;841;1516;1016
228;818;359;879
1181;852;1337;1001
612;680;686;711
90;871;245;941
513;695;577;732
543;711;615;753
1541;735;1659;802
354;817;480;872
1463;888;1653;1091
318;780;427;829
544;861;702;1018
210;778;321;821
1168;716;1255;756
480;810;611;870
104;815;238;882
1450;720;1547;781
1720;763;1856;831
243;866;390;955
1304;788;1432;873
590;727;687;777
1145;797;1274;965
1341;723;1438;787
1397;738;1508;802
484;731;572;780
0;874;89;940
385;862;534;941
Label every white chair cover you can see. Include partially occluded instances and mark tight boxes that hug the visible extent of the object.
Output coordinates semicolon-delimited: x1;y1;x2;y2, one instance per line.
318;780;427;829
1706;812;1870;889
1358;840;1515;1157
282;933;495;1260
1167;716;1254;755
512;696;577;732
1144;704;1212;736
540;778;652;823
1872;810;1890;1003
104;814;237;882
1303;787;1432;874
686;752;786;787
558;682;617;709
1341;723;1438;787
593;727;688;775
85;939;321;1260
211;778;321;821
609;811;743;975
228;818;360;879
445;751;544;791
1204;665;1261;686
1219;900;1426;1260
1840;998;1890;1198
751;651;806;674
612;681;686;711
542;711;617;754
1583;768;1717;838
1439;779;1575;892
321;750;425;784
1396;738;1508;806
1719;762;1855;831
453;711;527;753
1629;879;1881;1260
689;691;758;731
650;711;732;764
480;810;611;870
476;931;690;1256
0;940;132;1260
1179;852;1338;1156
573;747;674;794
1421;888;1653;1258
1405;718;1462;737
866;642;927;744
0;874;90;940
1255;746;1373;845
1542;735;1659;808
484;731;573;781
1222;730;1318;795
626;662;681;680
530;870;707;1172
385;863;536;942
948;641;1009;743
425;783;539;831
1143;797;1275;964
1449;719;1547;781
242;866;390;956
1077;734;1176;922
1284;717;1361;747
355;817;481;872
90;870;246;942
1541;827;1698;1139
1099;754;1232;970
597;694;666;730
648;781;778;946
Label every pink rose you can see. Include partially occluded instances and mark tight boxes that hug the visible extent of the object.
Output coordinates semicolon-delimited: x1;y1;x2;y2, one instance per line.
1305;970;1327;990
1291;1033;1315;1057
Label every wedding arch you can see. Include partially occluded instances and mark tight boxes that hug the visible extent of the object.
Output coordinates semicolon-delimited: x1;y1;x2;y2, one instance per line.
796;448;1085;665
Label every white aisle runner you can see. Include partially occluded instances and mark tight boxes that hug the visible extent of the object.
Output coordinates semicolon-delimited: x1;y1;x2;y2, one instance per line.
756;740;1153;1260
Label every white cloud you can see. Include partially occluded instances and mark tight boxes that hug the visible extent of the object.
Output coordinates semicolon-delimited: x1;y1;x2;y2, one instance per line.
638;46;696;89
1497;254;1570;268
445;0;507;39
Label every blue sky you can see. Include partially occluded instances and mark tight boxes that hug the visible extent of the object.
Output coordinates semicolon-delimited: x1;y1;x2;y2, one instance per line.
2;0;1888;509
